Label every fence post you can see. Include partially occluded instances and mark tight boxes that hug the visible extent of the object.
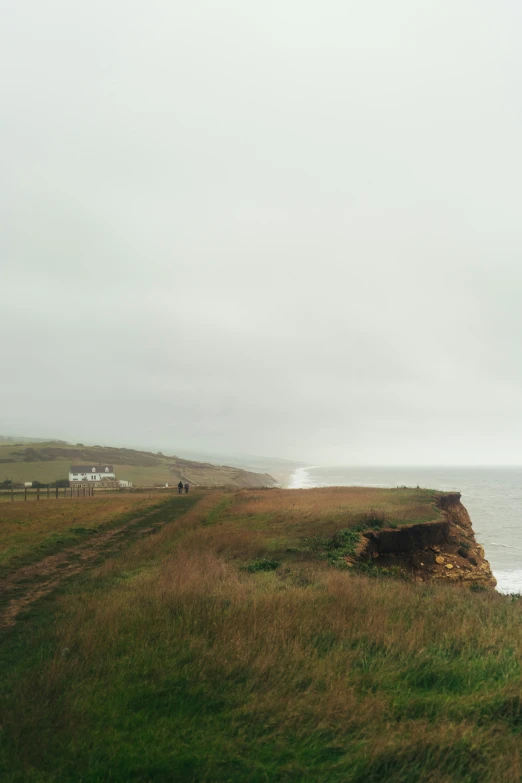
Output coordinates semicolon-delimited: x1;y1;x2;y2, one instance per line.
56;486;58;499
11;487;14;501
24;487;27;501
47;486;50;499
37;488;40;501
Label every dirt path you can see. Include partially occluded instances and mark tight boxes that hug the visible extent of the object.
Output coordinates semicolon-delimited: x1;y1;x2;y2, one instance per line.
0;506;178;628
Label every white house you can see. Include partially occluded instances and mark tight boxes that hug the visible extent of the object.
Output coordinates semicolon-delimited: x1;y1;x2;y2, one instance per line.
69;465;115;483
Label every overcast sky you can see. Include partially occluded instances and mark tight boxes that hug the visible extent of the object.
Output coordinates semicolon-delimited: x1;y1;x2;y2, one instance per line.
3;1;522;465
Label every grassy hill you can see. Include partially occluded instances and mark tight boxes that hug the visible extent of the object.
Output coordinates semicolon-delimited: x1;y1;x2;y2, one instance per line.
0;441;276;488
0;436;66;445
0;486;517;782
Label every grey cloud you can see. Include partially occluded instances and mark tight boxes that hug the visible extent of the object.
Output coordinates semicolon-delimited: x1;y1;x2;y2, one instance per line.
3;1;522;464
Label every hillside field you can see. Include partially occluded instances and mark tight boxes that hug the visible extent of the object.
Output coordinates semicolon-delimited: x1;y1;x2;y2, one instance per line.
0;441;276;488
0;491;179;575
1;486;521;781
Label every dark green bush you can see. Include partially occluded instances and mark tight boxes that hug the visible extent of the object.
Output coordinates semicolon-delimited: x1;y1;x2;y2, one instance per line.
244;558;281;573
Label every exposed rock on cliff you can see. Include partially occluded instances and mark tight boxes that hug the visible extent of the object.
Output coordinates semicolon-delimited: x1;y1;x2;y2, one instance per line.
354;493;496;588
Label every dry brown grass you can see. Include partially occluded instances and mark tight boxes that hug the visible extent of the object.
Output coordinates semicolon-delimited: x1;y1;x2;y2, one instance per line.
90;491;227;582
225;486;440;547
231;485;439;515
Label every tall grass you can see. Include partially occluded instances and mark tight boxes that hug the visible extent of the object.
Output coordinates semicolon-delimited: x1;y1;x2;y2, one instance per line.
1;489;520;781
227;486;441;539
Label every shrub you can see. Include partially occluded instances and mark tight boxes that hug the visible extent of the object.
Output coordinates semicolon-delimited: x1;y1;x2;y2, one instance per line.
356;561;407;580
244;558;281;573
470;583;487;592
356;508;388;530
325;529;361;568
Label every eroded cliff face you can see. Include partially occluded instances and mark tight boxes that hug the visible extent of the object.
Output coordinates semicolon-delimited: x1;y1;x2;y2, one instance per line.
354;493;496;588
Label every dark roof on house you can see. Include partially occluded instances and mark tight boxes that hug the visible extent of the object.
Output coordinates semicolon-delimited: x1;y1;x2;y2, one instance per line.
70;465;114;473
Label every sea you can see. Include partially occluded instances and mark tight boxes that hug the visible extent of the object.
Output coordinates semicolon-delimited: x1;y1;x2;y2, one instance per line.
287;466;522;594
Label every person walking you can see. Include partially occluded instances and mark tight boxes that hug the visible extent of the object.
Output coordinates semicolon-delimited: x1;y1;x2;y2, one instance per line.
184;482;189;494
177;480;183;494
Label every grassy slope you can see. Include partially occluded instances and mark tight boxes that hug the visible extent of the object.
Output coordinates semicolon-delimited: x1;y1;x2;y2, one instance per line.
0;441;276;488
1;488;521;782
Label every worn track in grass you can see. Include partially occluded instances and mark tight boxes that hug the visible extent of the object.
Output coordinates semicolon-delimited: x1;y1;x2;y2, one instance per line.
0;495;199;628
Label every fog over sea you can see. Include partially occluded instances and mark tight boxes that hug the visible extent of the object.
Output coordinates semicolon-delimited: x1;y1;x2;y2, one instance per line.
288;466;522;594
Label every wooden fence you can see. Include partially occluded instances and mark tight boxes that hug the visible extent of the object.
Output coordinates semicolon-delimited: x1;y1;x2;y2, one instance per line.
0;486;96;502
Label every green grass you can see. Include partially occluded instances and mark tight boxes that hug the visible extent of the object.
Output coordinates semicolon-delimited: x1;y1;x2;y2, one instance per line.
0;493;191;577
0;488;519;782
244;557;282;572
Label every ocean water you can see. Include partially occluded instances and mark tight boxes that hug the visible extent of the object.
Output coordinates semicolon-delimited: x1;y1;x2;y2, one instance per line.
287;466;522;594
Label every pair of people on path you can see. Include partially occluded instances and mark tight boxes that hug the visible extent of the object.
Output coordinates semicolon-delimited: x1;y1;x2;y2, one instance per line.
178;480;189;494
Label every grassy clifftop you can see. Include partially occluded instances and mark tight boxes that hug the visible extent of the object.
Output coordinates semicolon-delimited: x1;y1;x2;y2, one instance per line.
0;487;516;782
0;441;276;488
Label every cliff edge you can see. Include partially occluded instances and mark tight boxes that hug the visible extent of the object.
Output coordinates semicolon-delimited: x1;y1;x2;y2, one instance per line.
355;492;496;588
